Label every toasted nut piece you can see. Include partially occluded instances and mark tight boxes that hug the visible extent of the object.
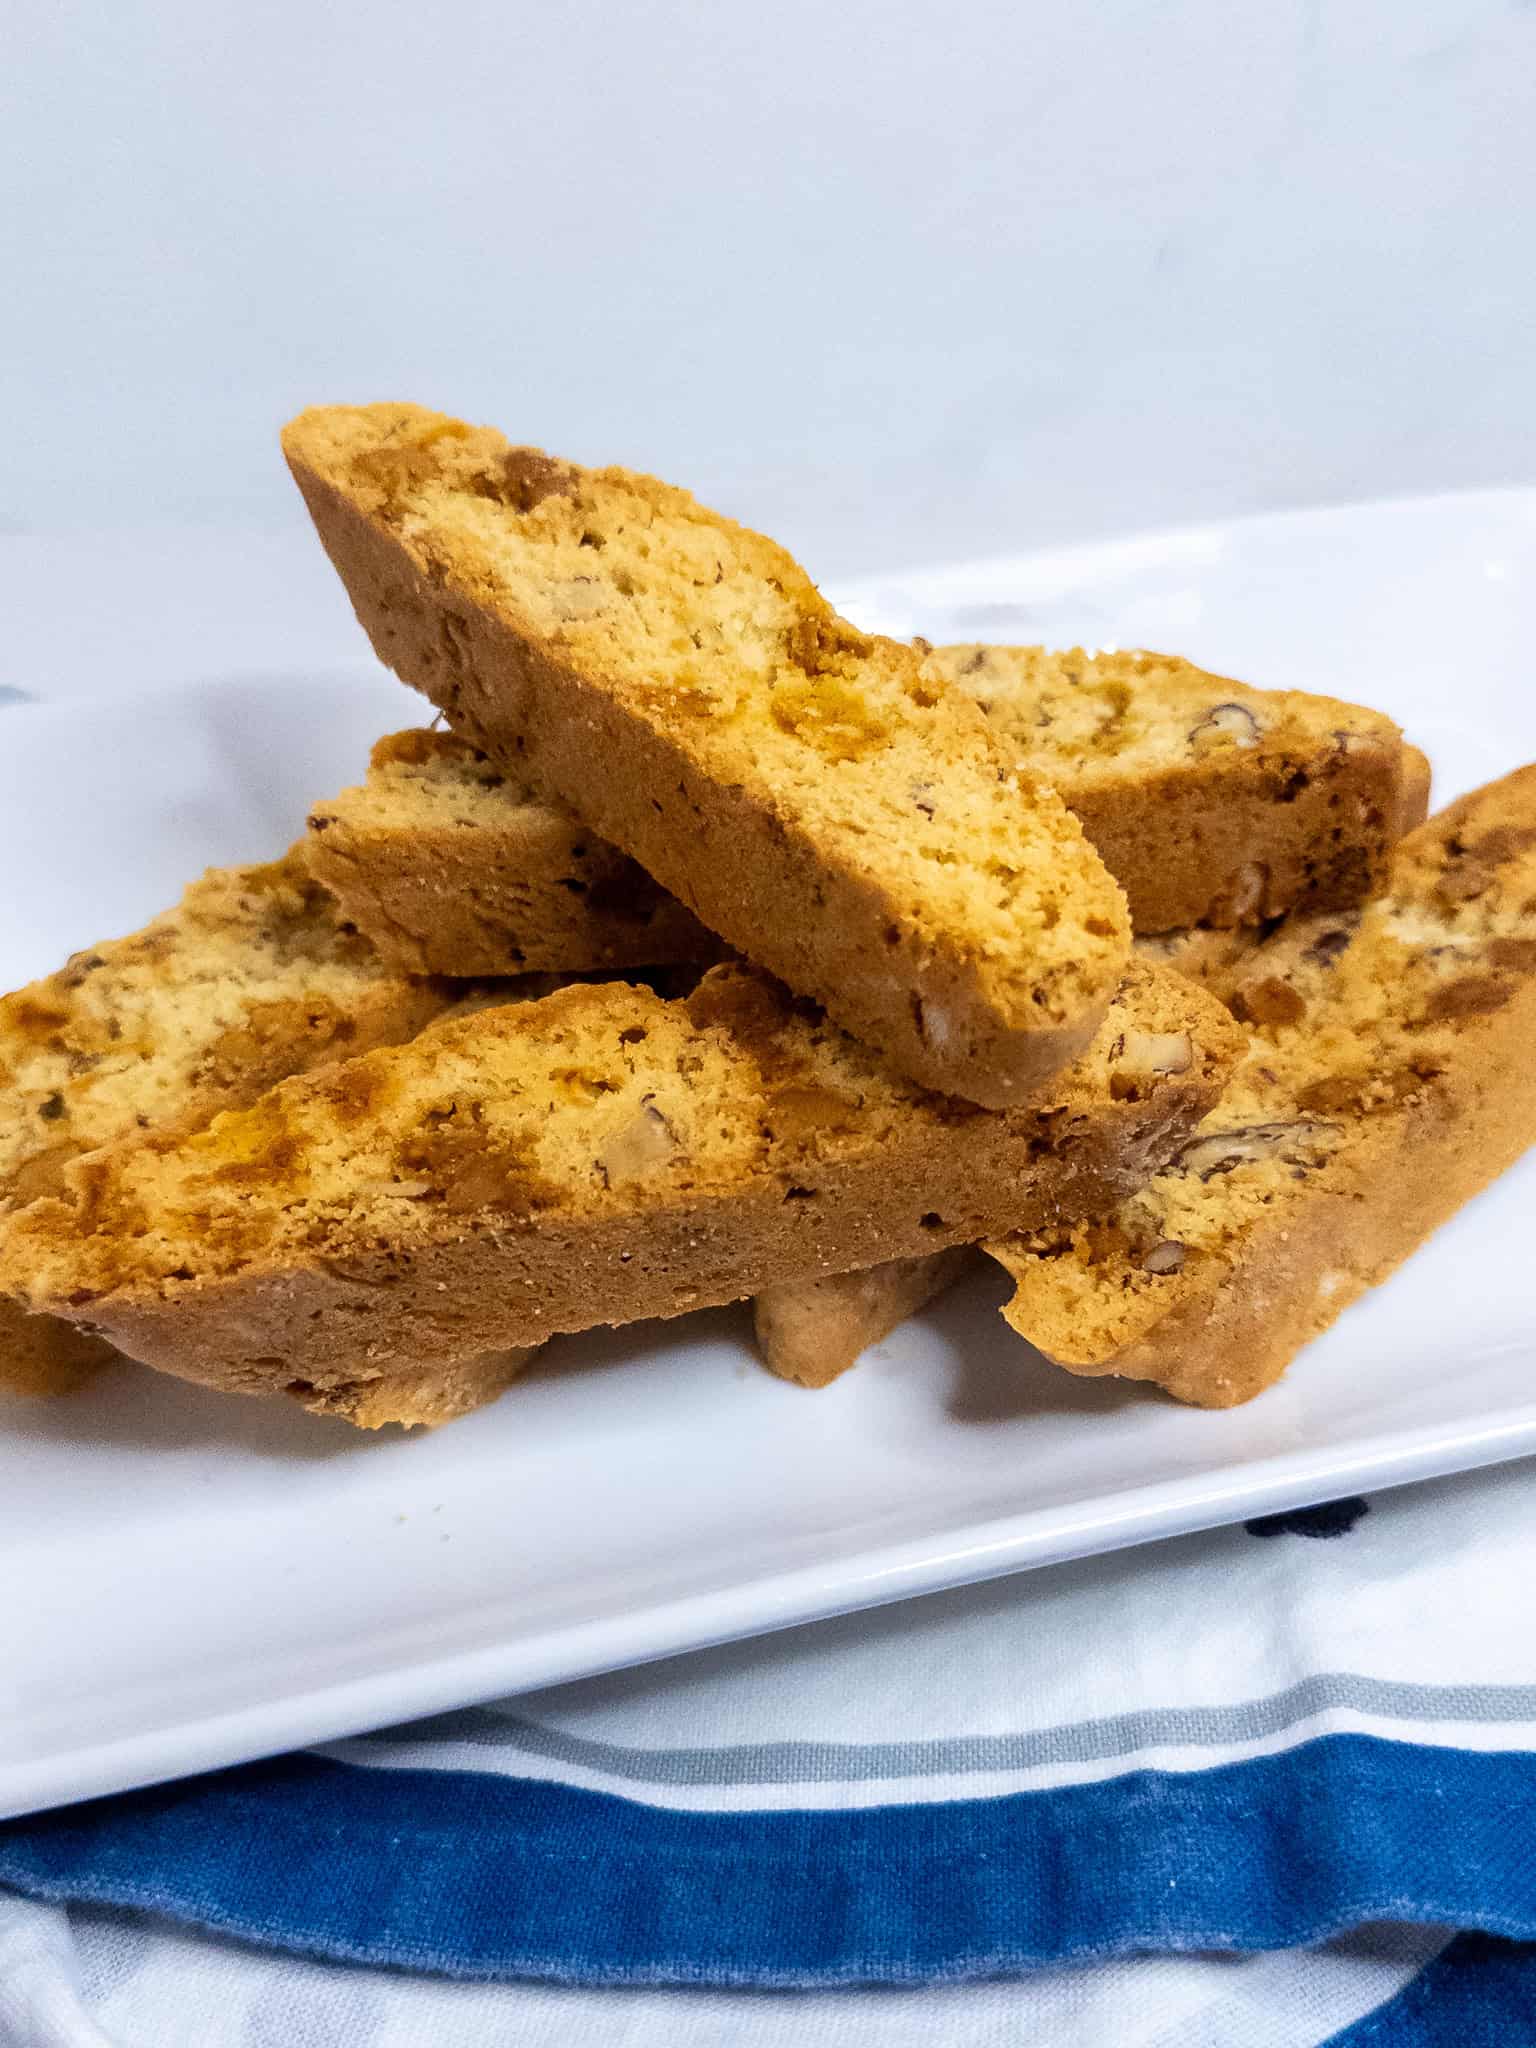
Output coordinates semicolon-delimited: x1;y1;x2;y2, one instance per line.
597;1099;678;1183
1189;702;1261;750
1140;1239;1187;1274
1174;1119;1338;1181
1109;1027;1195;1101
1118;1029;1193;1076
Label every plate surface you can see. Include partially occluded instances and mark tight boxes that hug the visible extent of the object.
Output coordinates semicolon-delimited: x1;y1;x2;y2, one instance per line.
4;490;1536;1820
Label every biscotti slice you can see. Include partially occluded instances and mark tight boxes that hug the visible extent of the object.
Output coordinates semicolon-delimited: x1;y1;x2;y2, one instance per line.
0;851;450;1398
296;1344;542;1428
283;404;1132;1106
753;1247;975;1389
987;766;1536;1406
928;644;1430;932
0;960;1242;1410
306;728;717;976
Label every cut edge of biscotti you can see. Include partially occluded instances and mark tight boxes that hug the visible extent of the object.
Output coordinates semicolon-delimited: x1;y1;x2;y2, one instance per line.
282;403;1133;1106
305;727;717;977
985;763;1536;1406
0;957;1244;1414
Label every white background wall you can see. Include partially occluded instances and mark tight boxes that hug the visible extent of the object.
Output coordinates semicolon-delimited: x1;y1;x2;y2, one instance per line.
5;0;1534;578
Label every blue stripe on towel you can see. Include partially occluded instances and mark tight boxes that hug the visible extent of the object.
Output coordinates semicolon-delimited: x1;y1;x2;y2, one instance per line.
4;1734;1536;1987
1322;1934;1536;2045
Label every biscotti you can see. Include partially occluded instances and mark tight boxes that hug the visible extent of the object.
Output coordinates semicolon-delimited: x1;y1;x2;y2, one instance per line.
753;1248;975;1389
0;960;1243;1410
306;729;716;977
928;644;1430;932
987;766;1536;1406
283;404;1132;1106
0;852;449;1398
296;1344;542;1428
309;710;1426;985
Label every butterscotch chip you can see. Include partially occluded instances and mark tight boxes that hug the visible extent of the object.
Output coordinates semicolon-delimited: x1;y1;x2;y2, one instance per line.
282;404;1133;1106
988;766;1536;1407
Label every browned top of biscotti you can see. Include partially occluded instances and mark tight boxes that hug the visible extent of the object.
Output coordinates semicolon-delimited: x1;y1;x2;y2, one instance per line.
989;765;1536;1362
282;405;1132;1091
0;852;437;1207
1;958;1239;1309
927;644;1405;795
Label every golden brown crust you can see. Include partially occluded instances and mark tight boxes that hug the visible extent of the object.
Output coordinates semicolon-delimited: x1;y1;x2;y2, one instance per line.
752;1247;975;1388
989;766;1536;1405
0;962;1243;1402
282;405;1132;1107
930;645;1422;932
305;729;716;977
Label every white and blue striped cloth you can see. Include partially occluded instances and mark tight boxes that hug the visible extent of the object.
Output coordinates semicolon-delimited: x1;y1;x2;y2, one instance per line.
4;1460;1536;2044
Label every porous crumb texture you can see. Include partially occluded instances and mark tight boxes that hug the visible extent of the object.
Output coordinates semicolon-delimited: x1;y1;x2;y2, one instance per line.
306;729;716;976
0;960;1243;1406
0;851;449;1396
989;765;1536;1406
925;644;1427;932
753;1246;975;1389
282;404;1133;1106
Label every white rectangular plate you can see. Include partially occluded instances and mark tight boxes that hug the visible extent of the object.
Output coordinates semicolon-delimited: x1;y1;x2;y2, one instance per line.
4;489;1536;1820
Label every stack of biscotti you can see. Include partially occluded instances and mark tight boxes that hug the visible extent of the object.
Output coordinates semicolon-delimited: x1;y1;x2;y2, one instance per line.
5;398;1512;1431
302;666;1428;981
0;854;576;1422
291;698;1432;1387
285;621;1435;1387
